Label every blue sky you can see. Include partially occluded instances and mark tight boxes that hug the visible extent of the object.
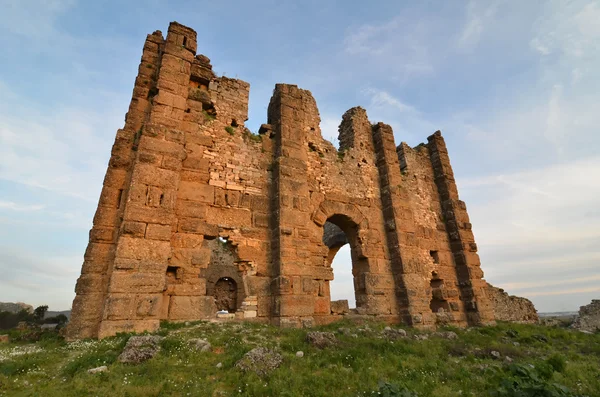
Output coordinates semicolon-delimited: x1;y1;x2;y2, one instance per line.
1;0;599;312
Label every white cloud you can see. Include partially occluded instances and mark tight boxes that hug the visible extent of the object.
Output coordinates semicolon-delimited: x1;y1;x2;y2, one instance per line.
457;0;500;50
0;201;45;212
343;15;435;81
0;84;118;201
503;274;600;292
363;88;418;114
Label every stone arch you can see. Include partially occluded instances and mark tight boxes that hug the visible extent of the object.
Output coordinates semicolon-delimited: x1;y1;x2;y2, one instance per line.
203;238;246;313
318;203;373;313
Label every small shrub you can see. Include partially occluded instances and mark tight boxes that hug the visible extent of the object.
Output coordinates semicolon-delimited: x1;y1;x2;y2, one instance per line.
160;337;184;354
202;109;216;122
243;129;262;143
378;381;419;397
490;363;574;397
225;126;235;135
546;354;566;373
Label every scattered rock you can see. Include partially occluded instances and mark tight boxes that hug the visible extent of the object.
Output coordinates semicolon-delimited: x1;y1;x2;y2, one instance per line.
513;342;520;347
118;335;164;364
382;327;407;340
504;356;513;363
188;338;211;352
434;331;458;340
306;331;337;349
338;328;353;336
216;362;223;369
296;351;304;358
490;351;501;359
87;366;108;374
0;335;9;344
413;334;429;341
506;329;519;338
572;300;600;333
532;334;548;343
235;347;283;377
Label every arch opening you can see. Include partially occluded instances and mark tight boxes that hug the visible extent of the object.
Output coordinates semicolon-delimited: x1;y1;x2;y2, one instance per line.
203;236;246;315
214;277;238;312
322;215;368;313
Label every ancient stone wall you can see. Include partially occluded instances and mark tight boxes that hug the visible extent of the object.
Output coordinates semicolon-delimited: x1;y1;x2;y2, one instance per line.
66;22;499;339
572;299;600;332
486;284;538;324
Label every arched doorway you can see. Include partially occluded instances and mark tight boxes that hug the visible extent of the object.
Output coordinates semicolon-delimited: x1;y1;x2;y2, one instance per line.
322;214;369;312
214;277;238;313
329;244;355;308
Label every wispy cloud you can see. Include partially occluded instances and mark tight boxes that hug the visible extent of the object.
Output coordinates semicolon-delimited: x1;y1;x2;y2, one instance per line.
343;15;436;81
526;286;600;298
363;88;419;114
0;201;45;212
457;0;499;50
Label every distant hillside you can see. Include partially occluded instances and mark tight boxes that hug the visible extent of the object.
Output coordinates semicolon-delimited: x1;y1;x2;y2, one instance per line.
538;311;578;318
45;311;71;320
0;302;33;314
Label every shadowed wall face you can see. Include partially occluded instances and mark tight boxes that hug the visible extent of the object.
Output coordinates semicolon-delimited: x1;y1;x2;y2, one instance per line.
64;22;530;340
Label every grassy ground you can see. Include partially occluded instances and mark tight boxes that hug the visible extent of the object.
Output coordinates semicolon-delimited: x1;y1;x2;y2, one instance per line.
0;320;598;396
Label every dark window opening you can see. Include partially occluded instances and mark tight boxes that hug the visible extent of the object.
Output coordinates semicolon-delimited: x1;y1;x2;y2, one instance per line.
430;250;440;264
148;87;159;99
429;272;450;313
166;266;180;280
117;189;123;209
182;37;187;47
214;277;238;313
159;193;164;206
230;119;239;127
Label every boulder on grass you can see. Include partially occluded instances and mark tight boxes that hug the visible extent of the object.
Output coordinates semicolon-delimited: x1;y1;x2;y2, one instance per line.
118;335;164;364
306;331;337;349
235;347;283;377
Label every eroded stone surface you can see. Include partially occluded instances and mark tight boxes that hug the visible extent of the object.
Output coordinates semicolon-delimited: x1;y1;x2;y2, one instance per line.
572;300;600;332
486;283;538;324
235;347;283;377
65;21;522;340
306;331;337;349
118;335;164;364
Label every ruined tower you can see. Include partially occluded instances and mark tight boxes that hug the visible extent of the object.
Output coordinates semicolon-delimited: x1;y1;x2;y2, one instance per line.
66;22;496;339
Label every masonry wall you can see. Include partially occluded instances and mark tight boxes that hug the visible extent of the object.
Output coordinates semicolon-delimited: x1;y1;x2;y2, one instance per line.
66;22;498;339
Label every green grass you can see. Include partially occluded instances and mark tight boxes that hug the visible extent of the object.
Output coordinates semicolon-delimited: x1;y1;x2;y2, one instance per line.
202;109;215;122
243;129;262;143
225;125;235;135
0;321;598;396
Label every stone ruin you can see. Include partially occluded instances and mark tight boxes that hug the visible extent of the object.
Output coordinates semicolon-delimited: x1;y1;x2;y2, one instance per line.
572;300;600;332
485;284;538;324
65;22;536;339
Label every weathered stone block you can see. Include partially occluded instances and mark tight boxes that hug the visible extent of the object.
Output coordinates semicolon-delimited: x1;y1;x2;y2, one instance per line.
168;296;216;320
330;300;350;315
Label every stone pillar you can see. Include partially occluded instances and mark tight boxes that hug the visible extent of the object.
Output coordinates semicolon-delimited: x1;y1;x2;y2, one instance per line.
338;107;374;153
427;131;495;326
268;84;328;327
372;123;432;326
96;22;196;338
65;31;165;340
